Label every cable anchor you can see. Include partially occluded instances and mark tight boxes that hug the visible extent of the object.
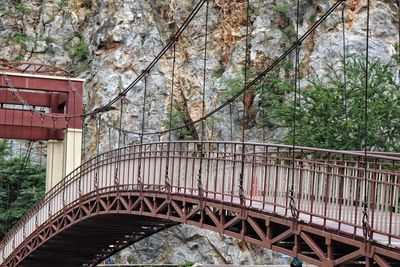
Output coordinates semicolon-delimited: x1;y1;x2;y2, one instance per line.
362;201;372;240
289;189;299;220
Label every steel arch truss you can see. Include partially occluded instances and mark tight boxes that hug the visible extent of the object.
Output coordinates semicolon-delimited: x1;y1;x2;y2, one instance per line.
5;190;400;267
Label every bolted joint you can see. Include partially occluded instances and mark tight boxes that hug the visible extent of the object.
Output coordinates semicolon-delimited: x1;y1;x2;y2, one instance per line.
142;69;150;76
293;40;302;47
169;34;179;42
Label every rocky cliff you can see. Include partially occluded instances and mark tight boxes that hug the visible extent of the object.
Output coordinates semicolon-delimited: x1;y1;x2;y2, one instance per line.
0;0;398;264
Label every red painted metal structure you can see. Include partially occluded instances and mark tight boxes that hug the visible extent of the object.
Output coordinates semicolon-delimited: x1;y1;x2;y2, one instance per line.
0;142;399;266
0;62;84;141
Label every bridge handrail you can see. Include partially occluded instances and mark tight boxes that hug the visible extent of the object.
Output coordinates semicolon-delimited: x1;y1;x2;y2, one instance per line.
1;141;399;259
2;141;400;244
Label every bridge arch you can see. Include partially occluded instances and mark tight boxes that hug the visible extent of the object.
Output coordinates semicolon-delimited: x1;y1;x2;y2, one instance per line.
1;141;399;266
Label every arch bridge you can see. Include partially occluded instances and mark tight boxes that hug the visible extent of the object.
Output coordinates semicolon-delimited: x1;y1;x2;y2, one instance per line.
1;141;399;266
1;0;400;266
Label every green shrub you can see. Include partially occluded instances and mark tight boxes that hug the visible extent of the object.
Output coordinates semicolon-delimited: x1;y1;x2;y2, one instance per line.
220;67;255;101
272;3;290;19
68;40;89;61
162;102;191;139
43;36;54;45
4;32;29;46
212;66;226;78
183;261;195;267
58;0;68;9
308;13;317;23
15;3;30;14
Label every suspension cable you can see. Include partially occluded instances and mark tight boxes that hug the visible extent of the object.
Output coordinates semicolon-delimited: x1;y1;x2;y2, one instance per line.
137;72;149;186
103;0;344;138
21;108;34;172
63;117;70;178
290;0;301;220
80;105;86;163
115;95;125;187
362;0;371;240
94;113;102;190
96;114;101;157
62;117;70;205
118;96;124;149
108;125;112;151
197;0;210;198
100;0;208;114
72;89;77;171
165;38;178;191
229;103;233;141
342;2;348;149
239;0;251;207
261;81;266;142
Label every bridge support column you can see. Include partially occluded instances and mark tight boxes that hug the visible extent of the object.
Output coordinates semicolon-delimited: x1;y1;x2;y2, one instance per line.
46;129;82;193
46;140;64;192
63;128;82;176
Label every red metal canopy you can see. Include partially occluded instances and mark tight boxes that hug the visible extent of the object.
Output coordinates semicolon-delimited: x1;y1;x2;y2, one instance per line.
0;63;84;141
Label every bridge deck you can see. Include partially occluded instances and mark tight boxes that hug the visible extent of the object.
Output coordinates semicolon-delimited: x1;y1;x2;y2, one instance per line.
1;142;399;266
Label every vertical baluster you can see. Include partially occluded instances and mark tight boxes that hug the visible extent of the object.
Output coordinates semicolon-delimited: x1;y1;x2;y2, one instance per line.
297;149;304;219
231;143;237;205
273;147;280;214
262;145;268;210
249;144;256;208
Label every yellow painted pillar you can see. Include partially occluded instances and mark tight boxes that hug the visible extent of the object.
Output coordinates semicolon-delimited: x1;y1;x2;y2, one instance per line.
63;128;82;176
46;140;64;192
46;129;82;193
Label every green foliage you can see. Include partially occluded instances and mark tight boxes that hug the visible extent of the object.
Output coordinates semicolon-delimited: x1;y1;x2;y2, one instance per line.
256;72;293;129
249;3;260;17
155;0;171;11
76;62;89;74
272;3;290;19
162;103;191;139
10;0;30;15
221;76;244;101
183;261;195;267
82;0;92;8
220;67;255;100
212;66;226;78
0;3;5;12
126;255;133;263
15;3;30;14
68;40;89;61
11;54;24;62
393;43;400;64
281;59;294;71
274;56;400;151
158;27;170;40
0;140;45;239
43;36;54;45
308;13;317;23
283;25;296;41
4;32;29;46
58;0;68;9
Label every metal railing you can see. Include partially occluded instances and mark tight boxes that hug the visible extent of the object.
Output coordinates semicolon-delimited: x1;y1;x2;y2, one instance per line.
1;141;399;263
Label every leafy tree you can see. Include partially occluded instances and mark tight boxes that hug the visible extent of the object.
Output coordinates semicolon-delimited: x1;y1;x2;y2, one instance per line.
256;72;293;131
0;140;45;239
162;102;191;139
261;56;400;151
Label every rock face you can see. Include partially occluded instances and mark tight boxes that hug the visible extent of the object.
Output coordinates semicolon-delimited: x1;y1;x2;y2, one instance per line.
0;0;398;265
116;225;288;265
